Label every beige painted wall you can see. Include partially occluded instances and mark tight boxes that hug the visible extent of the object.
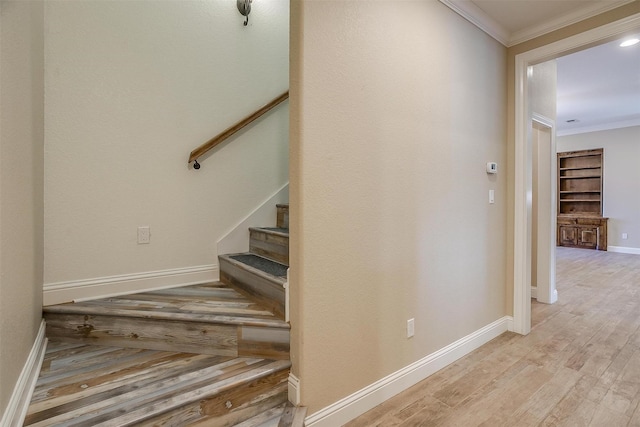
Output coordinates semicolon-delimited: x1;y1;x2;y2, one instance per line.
290;0;507;413
0;0;44;414
505;1;640;315
558;126;640;249
44;1;289;286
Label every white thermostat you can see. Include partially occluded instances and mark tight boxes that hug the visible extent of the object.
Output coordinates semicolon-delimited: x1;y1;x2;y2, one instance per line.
486;162;498;174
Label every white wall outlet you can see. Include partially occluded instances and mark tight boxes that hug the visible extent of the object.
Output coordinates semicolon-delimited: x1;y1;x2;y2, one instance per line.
622;233;628;240
407;318;415;338
137;226;150;244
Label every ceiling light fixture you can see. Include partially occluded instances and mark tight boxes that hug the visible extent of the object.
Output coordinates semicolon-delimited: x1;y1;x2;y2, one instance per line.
620;38;639;47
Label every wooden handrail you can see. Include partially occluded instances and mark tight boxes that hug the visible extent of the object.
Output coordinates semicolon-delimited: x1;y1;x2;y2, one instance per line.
188;91;289;167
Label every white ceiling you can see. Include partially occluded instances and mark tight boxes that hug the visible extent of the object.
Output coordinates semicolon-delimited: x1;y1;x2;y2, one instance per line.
440;0;640;135
556;37;640;135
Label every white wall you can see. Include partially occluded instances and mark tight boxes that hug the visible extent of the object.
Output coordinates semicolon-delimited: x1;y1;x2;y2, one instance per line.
0;0;44;414
44;1;289;297
557;126;640;250
291;0;507;414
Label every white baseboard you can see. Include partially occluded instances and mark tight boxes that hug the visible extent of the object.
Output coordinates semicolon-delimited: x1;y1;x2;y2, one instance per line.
43;264;218;306
288;373;301;406
531;286;538;299
608;246;640;255
304;316;513;427
0;320;47;427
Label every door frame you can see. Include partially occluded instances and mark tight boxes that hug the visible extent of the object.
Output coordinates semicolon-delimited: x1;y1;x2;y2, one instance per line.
531;114;557;305
512;13;640;335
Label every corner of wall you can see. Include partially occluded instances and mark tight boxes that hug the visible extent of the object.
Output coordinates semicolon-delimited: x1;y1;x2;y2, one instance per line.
0;321;46;427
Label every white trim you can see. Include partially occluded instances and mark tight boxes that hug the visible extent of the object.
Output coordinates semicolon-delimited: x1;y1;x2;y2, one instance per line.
532;114;558;306
514;12;640;337
284;268;290;323
438;0;509;45
513;60;532;335
608;246;640;255
0;320;47;427
530;286;538;299
304;316;512;427
288;373;301;406
557;118;640;137
509;1;636;46
43;264;218;305
440;0;635;47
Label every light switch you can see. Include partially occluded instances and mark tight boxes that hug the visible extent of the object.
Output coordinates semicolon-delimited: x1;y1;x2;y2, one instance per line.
489;190;495;204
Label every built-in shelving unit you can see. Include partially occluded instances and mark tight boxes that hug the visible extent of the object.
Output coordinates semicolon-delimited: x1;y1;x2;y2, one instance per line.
557;149;603;216
557;148;607;251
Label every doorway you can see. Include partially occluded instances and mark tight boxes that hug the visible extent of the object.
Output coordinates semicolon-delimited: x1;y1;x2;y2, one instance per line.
512;13;640;335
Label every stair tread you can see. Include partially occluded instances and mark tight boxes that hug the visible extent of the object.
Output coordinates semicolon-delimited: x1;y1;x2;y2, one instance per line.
249;226;289;236
224;253;288;280
25;340;291;427
234;403;286;426
43;282;289;329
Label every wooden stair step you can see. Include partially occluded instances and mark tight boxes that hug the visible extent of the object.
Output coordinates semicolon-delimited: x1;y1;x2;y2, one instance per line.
276;204;289;229
25;340;291;427
249;227;289;265
233;401;306;427
44;283;288;328
234;403;288;426
219;254;286;320
43;282;289;359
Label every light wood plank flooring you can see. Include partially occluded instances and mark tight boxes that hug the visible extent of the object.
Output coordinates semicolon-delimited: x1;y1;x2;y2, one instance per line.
347;247;640;427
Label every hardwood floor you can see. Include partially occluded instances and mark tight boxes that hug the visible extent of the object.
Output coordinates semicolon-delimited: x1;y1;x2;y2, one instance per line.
26;203;299;426
25;341;291;426
346;247;640;427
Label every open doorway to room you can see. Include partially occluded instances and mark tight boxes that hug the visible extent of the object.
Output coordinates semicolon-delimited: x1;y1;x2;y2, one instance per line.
513;14;640;335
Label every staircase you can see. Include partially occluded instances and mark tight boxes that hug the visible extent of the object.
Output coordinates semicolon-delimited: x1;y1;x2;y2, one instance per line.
28;204;304;426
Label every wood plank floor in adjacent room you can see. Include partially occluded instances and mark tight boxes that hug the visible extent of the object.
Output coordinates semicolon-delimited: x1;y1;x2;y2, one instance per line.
347;247;640;427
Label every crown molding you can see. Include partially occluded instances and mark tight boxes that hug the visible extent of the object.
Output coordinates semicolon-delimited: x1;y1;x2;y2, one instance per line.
557;117;640;137
439;0;510;46
509;0;637;46
440;0;636;47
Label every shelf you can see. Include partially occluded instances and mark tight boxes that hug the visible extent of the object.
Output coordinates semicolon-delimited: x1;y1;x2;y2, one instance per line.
559;166;601;171
557;148;603;220
560;190;600;194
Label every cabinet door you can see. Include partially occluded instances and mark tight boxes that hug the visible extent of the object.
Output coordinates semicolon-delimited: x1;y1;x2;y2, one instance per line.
559;226;578;246
578;227;598;249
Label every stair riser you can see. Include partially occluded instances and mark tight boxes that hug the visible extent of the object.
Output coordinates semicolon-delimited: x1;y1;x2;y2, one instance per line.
250;229;289;265
276;204;289;229
239;326;290;360
219;258;285;320
44;313;289;359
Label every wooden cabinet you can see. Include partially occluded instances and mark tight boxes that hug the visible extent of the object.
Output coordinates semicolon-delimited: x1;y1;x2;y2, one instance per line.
557;149;607;250
557;216;608;250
